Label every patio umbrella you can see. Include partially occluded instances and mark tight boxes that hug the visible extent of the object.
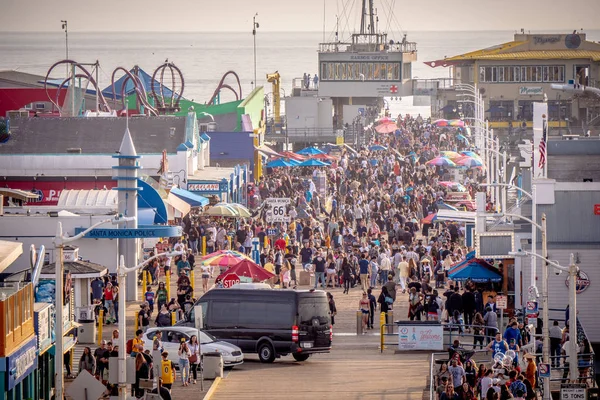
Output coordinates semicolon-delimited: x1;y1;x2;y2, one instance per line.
217;259;276;282
456;156;483;168
376;116;394;124
433;119;449;127
456;134;469;145
310;153;336;161
448;259;501;283
296;146;324;156
448;119;465;127
288;158;301;166
297;159;330;167
438;181;467;192
461;151;481;160
215;202;251;218
436;202;459;211
369;144;388;151
440;151;462;160
375;122;398;134
266;158;293;168
203;204;240;217
426;156;456;167
421;213;437;224
200;251;252;267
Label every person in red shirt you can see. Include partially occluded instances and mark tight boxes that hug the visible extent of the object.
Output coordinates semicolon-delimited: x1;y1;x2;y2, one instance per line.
274;234;286;252
103;283;116;323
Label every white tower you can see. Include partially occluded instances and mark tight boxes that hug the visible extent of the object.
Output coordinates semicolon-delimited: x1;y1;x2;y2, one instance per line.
113;124;140;301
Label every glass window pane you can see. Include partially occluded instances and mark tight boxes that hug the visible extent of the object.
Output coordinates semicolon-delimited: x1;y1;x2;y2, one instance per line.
373;63;380;80
498;67;504;82
558;66;564;82
341;63;347;80
346;63;352;80
380;63;386;80
387;63;393;80
393;63;400;80
210;301;238;326
480;67;486;82
367;63;373;80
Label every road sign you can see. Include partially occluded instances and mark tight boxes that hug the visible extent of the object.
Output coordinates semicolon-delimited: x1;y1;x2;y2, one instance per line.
526;301;538;314
222;273;240;289
539;363;551;378
266;198;291;223
528;317;538;327
561;383;587;400
266;228;279;236
496;295;507;309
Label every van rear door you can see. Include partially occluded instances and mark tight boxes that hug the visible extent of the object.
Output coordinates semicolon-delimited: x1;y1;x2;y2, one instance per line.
297;294;331;349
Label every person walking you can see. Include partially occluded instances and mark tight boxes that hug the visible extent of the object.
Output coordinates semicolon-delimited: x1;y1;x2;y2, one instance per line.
359;292;370;333
341;257;352;294
358;253;370;292
178;340;191;386
369;256;379;289
312;250;327;289
78;347;96;376
327;292;337;325
408;287;424;321
160;351;176;390
367;288;377;329
133;353;150;398
188;335;200;384
397;255;409;293
549;320;563;368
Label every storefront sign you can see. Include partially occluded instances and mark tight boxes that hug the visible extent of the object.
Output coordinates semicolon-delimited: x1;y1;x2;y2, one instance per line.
565;270;590;294
350;55;390;61
34;305;52;352
519;86;544;95
397;324;443;351
6;180;115;206
7;336;38;390
187;182;228;193
75;226;183;239
533;36;561;45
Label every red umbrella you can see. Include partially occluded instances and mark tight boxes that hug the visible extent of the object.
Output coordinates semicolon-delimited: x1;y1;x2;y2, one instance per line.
217;259;276;282
421;213;437;224
375;121;398;134
310;153;337;161
280;151;306;161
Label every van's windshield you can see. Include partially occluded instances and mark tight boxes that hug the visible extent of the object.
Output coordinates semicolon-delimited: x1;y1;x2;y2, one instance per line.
298;297;330;325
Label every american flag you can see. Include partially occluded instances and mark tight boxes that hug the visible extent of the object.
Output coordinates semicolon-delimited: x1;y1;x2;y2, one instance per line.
539;118;548;168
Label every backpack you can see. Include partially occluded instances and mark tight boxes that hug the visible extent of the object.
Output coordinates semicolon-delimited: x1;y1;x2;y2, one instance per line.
126;339;133;354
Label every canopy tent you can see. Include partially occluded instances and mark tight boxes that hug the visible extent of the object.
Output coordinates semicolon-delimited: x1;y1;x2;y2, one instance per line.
165;192;191;216
448;258;502;283
170;187;209;207
297;159;330;167
296;146;324;156
266;158;293;168
421;213;437;224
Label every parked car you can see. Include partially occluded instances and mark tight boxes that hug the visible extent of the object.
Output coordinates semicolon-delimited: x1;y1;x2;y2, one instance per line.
177;289;332;363
142;326;244;368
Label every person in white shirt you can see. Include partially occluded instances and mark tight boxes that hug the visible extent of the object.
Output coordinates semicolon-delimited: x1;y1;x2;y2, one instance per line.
397;255;409;293
480;370;494;397
379;253;391;286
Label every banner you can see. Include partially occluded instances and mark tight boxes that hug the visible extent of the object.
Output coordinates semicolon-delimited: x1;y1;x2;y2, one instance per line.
397;323;443;350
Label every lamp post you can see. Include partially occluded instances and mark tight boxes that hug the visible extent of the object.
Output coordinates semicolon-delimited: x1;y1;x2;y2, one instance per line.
478;146;508;213
252;13;259;90
510;250;579;389
53;215;136;400
116;251;184;400
495;211;549;397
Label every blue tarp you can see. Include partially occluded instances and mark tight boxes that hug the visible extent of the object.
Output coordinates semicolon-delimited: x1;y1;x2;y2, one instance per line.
448;258;502;282
170;187;209;207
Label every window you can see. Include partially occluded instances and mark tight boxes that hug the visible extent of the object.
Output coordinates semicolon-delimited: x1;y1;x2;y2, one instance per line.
367;63;373;80
346;63;352;80
379;63;386;80
209;301;238;326
393;63;401;80
24;104;32;110
320;63;326;80
327;63;334;80
35;103;45;110
373;63;381;80
237;302;294;328
497;66;505;82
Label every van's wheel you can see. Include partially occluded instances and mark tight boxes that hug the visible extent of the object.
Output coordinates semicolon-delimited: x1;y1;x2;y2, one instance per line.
292;353;310;362
258;342;276;363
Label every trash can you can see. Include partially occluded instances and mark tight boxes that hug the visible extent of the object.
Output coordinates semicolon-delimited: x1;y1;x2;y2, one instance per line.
202;352;223;380
78;319;96;344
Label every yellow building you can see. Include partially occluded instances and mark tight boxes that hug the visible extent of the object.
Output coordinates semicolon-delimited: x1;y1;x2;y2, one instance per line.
425;32;600;132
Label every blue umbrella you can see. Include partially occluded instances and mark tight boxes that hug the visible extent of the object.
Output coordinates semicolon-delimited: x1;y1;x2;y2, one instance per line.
369;144;388;151
456;134;470;145
266;158;293;168
297;159;330;167
296;146;325;156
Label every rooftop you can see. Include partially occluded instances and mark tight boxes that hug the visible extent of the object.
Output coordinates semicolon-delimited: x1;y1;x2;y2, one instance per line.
0;240;23;274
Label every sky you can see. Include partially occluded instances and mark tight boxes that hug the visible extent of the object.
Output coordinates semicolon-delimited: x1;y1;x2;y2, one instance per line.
1;0;599;33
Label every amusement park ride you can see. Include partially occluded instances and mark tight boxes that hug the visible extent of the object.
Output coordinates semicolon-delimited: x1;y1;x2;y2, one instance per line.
42;59;244;117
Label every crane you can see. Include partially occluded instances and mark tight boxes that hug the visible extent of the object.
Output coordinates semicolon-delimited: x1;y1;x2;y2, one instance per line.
266;71;281;125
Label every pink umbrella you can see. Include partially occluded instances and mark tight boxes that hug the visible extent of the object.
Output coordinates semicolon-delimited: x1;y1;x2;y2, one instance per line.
375;122;399;134
433;119;449;127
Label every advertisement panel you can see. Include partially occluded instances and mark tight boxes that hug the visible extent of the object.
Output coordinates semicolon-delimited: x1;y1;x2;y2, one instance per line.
5;180;115;205
397;323;443;351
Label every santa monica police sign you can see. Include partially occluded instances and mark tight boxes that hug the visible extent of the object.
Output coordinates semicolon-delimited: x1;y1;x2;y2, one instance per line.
75;225;182;239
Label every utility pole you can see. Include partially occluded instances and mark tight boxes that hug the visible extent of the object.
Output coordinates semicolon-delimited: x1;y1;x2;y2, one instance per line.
61;20;69;77
252;13;259;91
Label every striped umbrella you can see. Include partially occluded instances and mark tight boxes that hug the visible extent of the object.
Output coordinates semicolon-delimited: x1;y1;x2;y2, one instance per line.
456;156;483;168
426;156;456;167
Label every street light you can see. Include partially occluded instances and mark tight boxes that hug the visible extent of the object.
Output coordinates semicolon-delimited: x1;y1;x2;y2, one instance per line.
494;211;550;397
252;13;259;90
510;250;579;387
116;251;184;399
53;215;136;400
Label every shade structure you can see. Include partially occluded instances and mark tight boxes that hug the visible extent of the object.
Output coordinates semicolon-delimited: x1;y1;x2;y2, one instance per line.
426;156;456;167
215;202;251;218
310;153;337;161
436;202;459;211
448;119;465;127
448;259;502;283
203;204;241;217
217;259;276;282
375;122;398;134
456;156;483;168
169;186;209;207
421;213;437;224
266;158;293;168
376;116;394;124
433;119;449;127
461;151;482;160
297;159;330;167
369;144;388;151
296;146;324;156
280;151;306;161
200;250;252;267
456;134;469;145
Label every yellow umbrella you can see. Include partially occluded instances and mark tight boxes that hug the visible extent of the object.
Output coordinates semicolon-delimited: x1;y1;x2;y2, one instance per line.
203;204;239;217
215;203;251;218
441;151;463;160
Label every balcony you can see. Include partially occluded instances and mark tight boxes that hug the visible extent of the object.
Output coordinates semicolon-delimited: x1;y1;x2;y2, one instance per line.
0;283;35;357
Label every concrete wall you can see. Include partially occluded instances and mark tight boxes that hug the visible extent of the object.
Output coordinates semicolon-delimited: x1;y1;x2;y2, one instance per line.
0;215;120;273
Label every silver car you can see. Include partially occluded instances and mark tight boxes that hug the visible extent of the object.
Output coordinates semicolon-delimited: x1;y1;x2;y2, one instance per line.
142;326;244;368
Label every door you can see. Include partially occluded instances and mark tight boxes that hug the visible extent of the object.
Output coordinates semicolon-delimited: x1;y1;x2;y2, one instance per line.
207;301;239;346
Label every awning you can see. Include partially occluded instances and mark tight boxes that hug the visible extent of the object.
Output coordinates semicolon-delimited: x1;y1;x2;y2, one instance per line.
255;144;281;158
138;179;169;224
165;192;191;216
437;210;495;223
170;187;209;207
0;240;23;274
448;259;502;282
0;188;40;201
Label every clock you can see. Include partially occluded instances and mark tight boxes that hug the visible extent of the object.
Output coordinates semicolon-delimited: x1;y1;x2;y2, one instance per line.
565;34;581;49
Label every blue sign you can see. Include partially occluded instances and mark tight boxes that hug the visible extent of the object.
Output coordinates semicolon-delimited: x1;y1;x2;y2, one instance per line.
266;228;278;236
251;238;261;264
6;336;38;390
538;363;551;378
75;225;182;239
526;301;538;314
